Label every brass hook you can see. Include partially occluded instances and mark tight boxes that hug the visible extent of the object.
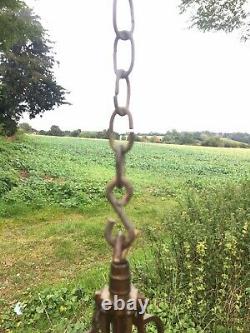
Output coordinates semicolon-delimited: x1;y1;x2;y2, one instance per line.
105;216;136;248
104;225;129;262
106;176;137;251
104;211;137;262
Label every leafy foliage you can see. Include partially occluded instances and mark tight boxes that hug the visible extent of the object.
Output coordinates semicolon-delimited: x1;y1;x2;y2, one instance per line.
134;182;250;332
0;0;42;51
180;0;249;38
1;286;92;332
0;1;68;136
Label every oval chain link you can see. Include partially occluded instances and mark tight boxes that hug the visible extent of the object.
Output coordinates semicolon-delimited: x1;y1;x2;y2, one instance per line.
113;0;135;38
106;0;136;260
114;75;131;114
113;36;135;79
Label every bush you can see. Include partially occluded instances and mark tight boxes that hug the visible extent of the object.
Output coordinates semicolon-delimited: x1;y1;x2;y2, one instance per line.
201;136;224;147
134;182;250;332
0;170;19;196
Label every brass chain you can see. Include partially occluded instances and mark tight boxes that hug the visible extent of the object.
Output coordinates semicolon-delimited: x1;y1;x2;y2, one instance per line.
89;0;164;333
105;0;136;262
87;4;165;332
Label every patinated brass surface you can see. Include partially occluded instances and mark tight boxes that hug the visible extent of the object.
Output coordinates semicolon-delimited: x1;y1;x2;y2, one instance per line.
88;1;164;332
88;261;164;333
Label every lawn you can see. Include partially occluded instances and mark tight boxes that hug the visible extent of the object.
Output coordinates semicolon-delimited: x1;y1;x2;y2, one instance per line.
0;135;249;332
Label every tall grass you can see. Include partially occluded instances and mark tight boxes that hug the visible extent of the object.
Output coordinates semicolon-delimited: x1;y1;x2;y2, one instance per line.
133;182;250;332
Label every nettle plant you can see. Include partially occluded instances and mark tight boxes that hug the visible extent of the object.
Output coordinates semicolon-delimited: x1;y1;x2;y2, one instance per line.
134;182;250;332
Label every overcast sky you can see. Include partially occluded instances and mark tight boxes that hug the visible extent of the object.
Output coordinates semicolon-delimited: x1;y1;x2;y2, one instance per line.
23;0;250;133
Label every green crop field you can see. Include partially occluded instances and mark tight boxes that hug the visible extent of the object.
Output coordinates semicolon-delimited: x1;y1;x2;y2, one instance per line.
1;135;249;214
0;135;249;332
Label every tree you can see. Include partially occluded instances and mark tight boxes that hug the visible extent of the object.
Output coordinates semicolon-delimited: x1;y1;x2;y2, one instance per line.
70;129;81;137
49;125;63;137
0;1;68;136
19;122;34;133
0;0;43;52
180;0;250;40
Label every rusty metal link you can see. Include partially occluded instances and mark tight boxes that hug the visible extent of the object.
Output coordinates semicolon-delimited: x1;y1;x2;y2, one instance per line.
114;75;131;113
113;36;135;79
107;176;133;208
115;145;125;188
87;1;165;332
109;109;134;154
106;171;135;258
106;0;136;260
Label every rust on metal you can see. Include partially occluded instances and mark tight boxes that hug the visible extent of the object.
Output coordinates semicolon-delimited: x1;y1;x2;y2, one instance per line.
87;1;164;332
88;261;164;333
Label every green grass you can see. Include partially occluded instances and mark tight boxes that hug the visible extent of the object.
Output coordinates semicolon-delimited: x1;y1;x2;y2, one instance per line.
1;135;249;215
0;135;249;332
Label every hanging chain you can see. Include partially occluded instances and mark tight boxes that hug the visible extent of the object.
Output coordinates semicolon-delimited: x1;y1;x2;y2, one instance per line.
105;0;136;262
87;4;165;332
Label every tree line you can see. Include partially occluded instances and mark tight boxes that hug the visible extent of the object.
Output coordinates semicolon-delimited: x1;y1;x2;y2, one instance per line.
160;130;250;147
19;123;119;140
19;123;250;148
